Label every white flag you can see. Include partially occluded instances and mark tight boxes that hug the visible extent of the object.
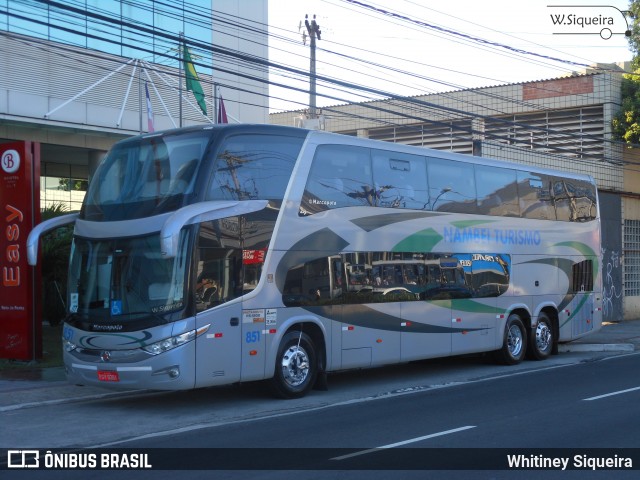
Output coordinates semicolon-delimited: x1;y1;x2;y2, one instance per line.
145;82;154;132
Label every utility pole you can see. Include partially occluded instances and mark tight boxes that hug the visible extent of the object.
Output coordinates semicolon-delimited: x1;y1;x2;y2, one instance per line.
305;14;321;120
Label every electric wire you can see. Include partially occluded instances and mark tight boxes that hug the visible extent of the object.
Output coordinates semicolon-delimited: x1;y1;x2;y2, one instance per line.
3;0;637;173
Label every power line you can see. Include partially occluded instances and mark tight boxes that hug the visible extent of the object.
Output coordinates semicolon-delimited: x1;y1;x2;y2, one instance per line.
341;0;595;69
2;1;635;166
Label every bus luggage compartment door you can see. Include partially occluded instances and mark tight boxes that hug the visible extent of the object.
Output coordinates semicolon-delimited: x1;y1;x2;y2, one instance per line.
400;300;452;361
341;303;401;368
572;292;594;337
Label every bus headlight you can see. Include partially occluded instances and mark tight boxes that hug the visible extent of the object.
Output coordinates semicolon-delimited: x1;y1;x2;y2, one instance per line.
63;338;77;352
142;324;210;355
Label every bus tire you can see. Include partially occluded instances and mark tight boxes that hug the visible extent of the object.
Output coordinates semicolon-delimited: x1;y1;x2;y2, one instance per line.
495;314;527;365
269;331;317;399
528;312;554;361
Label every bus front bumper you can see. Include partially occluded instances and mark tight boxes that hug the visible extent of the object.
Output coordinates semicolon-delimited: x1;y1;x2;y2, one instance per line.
63;345;196;391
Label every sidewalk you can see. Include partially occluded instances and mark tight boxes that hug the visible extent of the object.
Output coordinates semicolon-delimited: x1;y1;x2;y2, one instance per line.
557;319;640;352
1;319;638;411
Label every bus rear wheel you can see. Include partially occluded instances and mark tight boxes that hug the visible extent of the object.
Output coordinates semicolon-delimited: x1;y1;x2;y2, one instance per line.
528;312;554;360
269;331;317;399
495;314;527;365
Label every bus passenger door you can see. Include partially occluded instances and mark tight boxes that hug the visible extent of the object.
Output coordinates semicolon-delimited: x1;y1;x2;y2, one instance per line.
195;301;242;387
193;249;243;388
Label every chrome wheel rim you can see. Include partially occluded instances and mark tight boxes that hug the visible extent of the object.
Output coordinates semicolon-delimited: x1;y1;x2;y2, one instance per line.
535;322;552;352
281;345;310;387
507;324;523;357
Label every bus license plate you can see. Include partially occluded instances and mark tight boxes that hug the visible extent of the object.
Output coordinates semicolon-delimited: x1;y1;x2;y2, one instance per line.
97;370;120;382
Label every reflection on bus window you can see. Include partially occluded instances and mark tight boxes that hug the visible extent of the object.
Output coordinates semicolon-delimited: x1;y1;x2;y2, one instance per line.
207;134;303;202
84;132;209;221
518;171;555;220
475;165;519;217
427;158;477;213
282;251;511;306
372;150;429;209
195;212;273;312
299;144;596;222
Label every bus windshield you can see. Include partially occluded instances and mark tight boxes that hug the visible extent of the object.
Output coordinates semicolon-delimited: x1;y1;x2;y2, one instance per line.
82;131;211;221
68;232;189;324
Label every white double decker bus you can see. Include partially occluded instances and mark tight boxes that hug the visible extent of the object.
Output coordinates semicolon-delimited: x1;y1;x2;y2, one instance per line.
28;124;602;398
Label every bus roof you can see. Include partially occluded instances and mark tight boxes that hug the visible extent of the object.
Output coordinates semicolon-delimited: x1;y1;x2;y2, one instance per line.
305;128;597;184
118;124;595;185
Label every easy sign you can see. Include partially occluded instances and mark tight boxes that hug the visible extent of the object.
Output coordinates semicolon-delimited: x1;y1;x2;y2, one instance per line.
0;141;41;360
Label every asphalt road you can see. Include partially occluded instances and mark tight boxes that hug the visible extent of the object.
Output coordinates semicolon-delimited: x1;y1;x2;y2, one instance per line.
3;350;639;480
119;352;640;450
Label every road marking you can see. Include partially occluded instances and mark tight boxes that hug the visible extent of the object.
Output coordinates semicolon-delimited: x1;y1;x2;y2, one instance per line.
583;386;640;401
330;426;476;461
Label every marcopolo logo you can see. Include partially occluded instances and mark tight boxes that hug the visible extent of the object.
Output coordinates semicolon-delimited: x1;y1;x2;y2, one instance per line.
1;149;20;174
548;5;631;40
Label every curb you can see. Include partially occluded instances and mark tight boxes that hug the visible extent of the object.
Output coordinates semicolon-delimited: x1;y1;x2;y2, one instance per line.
558;343;636;353
0;387;150;413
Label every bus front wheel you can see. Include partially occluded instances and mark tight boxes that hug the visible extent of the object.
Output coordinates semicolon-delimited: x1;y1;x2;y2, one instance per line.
528;312;554;360
269;331;317;399
495;314;527;365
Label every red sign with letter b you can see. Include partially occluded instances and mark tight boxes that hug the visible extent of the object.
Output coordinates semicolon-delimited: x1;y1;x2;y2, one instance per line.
0;141;41;360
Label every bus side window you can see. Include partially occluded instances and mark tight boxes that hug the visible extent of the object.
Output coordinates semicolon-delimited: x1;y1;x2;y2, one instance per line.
554;179;597;222
475;165;519;217
518;172;556;220
301;145;372;215
371;150;429;210
207;134;302;202
427;158;477;213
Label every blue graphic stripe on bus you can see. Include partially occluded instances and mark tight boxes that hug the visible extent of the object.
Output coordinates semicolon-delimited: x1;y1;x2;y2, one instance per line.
275;228;349;290
350;212;440;232
304;305;485;334
78;331;153;349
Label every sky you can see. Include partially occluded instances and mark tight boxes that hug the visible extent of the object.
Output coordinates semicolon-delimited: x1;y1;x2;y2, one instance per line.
267;0;634;112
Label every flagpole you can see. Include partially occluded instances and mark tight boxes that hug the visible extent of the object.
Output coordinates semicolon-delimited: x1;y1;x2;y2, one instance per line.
138;64;142;134
214;83;218;124
179;31;183;128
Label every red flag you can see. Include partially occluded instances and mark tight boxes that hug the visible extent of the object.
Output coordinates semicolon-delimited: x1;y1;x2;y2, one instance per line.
145;82;154;132
217;94;228;124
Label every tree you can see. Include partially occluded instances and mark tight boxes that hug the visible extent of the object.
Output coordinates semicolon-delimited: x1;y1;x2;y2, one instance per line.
612;73;640;144
612;2;640;144
628;1;640;70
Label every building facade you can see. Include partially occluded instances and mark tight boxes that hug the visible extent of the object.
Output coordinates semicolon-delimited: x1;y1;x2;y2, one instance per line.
0;0;269;211
271;70;637;321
